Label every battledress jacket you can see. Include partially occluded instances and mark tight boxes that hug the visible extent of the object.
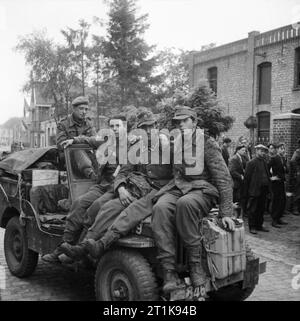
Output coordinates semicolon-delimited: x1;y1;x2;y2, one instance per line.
114;143;174;196
155;134;234;218
56;114;96;147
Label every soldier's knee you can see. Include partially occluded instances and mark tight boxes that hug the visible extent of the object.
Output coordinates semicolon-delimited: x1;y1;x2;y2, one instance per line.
176;197;193;211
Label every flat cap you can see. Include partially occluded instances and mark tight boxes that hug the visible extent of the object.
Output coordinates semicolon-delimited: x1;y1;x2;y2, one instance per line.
255;144;268;151
173;106;197;121
137;110;157;128
72;96;89;107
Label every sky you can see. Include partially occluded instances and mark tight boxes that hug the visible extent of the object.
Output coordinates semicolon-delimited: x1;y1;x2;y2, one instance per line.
0;0;300;125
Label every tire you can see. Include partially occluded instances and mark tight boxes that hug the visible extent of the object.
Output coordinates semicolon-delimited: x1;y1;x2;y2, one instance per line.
208;281;255;301
95;249;159;301
4;216;39;278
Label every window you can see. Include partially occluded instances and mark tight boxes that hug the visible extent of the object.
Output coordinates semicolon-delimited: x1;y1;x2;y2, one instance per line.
257;111;270;142
258;62;272;105
208;67;218;94
295;47;300;88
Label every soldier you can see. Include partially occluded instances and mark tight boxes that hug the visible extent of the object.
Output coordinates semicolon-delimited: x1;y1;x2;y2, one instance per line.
56;96;97;179
42;115;127;263
60;110;174;260
150;106;235;294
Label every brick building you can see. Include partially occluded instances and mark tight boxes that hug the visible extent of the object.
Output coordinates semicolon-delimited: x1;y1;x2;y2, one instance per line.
189;24;300;158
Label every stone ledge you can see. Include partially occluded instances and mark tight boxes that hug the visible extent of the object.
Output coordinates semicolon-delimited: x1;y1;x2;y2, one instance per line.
273;113;300;120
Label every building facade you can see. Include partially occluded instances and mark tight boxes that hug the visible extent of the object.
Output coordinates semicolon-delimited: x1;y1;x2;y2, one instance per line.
189;24;300;148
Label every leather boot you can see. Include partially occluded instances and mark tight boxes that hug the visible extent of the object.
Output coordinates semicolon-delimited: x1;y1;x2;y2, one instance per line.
42;246;63;263
60;242;87;260
83;239;105;259
162;269;184;294
187;247;207;288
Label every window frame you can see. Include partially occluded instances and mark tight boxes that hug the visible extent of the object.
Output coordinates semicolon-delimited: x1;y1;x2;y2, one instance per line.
257;62;272;105
207;66;218;95
294;47;300;89
257;111;271;141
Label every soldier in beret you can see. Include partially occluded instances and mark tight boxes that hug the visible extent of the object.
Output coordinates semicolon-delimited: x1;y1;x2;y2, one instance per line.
56;96;97;179
59;109;174;261
43;114;128;263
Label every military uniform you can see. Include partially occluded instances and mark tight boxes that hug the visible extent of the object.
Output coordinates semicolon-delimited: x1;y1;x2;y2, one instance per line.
83;111;173;245
56;96;97;180
61;111;174;260
151;106;233;291
62;135;119;244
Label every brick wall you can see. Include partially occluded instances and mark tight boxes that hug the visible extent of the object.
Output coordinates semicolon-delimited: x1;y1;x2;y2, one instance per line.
190;24;300;148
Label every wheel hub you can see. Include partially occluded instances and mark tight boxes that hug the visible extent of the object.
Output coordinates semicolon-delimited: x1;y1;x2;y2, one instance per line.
12;232;23;261
110;271;133;301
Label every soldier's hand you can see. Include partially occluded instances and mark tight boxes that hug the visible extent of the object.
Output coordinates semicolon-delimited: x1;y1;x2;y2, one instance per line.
61;139;74;149
222;217;235;231
118;186;135;207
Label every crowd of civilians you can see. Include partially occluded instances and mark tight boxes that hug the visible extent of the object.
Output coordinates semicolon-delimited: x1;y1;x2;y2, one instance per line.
221;136;300;235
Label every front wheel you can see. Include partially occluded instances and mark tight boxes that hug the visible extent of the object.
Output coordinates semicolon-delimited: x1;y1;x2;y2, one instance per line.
4;216;39;278
95;249;159;301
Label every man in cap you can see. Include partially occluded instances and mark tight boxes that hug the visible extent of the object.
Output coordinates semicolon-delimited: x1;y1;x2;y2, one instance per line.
244;144;271;234
56;96;97;179
151;105;235;294
60;109;174;260
229;145;247;217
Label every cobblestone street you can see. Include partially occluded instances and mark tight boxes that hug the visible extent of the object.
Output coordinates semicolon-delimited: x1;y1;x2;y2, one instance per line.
0;212;299;301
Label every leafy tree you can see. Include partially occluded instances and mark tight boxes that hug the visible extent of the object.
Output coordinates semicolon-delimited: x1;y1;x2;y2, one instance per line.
61;19;92;96
101;0;159;109
158;82;235;138
15;30;81;117
154;48;190;100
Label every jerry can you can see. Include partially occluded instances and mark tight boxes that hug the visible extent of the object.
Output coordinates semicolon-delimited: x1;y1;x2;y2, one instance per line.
201;218;246;280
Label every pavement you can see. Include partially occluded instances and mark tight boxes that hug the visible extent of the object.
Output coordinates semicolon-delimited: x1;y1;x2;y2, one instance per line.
0;211;299;301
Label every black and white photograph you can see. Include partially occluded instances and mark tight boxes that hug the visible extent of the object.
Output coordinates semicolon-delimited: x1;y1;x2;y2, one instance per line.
0;0;299;305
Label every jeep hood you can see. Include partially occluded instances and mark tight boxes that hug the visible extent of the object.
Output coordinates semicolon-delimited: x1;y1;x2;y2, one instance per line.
0;147;57;175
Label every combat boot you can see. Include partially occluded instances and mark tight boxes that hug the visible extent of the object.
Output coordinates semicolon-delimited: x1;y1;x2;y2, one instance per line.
187;246;207;288
42;246;63;263
162;269;184;294
60;242;87;260
189;264;207;288
83;239;105;259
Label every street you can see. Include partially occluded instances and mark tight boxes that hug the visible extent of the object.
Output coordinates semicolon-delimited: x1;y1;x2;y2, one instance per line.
0;212;299;301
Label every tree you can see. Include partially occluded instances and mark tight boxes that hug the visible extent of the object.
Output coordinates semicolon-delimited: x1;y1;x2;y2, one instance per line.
61;20;92;96
15;30;82;117
154;48;190;100
158;82;235;138
101;0;159;109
